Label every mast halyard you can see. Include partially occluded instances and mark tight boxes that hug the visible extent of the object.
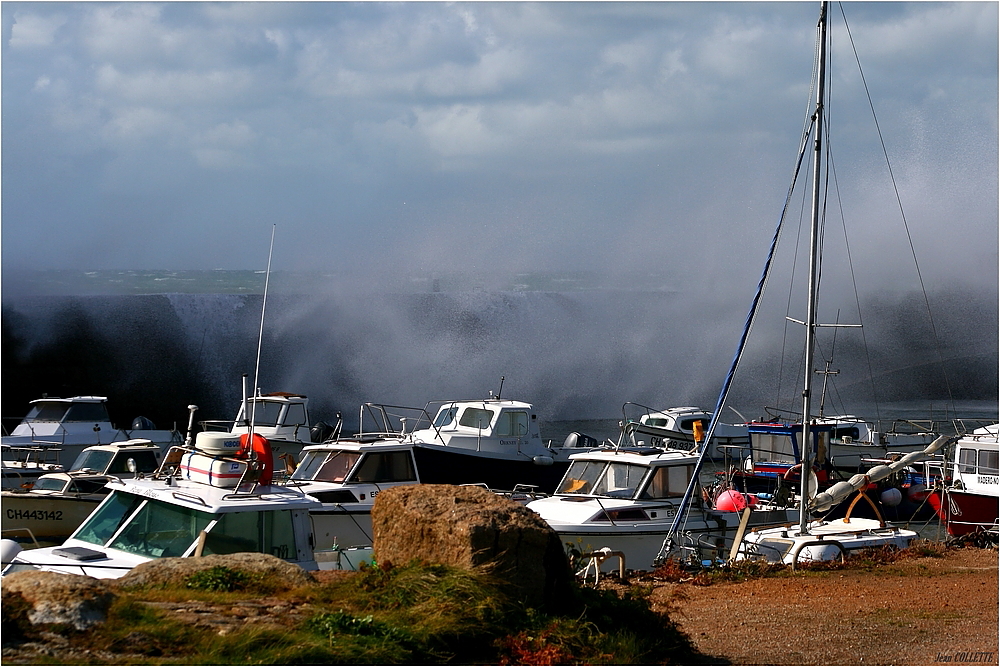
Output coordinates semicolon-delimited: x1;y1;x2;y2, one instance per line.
799;0;829;536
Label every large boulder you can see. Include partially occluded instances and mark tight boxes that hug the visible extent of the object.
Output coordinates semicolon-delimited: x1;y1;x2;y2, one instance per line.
372;484;572;607
2;570;116;631
114;552;315;590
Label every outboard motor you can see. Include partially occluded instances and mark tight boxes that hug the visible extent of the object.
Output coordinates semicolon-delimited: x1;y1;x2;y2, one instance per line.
563;432;600;449
131;416;157;430
310;421;335;443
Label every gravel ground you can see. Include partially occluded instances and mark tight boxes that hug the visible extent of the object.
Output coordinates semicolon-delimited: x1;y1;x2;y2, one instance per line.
643;547;998;666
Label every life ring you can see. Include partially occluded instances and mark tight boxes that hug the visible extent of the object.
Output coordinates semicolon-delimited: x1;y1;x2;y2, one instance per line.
238;433;273;485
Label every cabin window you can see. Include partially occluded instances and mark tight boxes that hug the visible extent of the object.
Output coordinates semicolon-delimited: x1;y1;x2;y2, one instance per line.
107;451;159;474
68;479;111;495
203;510;297;560
64;403;112;422
434;407;458;427
284;403;307;426
108;498;214;558
978;450;999;476
248;402;282;427
459;408;494;430
680;419;706;431
74;491;145;546
496;411;529;437
557;460;606;495
24;403;70;422
751;433;798;463
958;449;978;474
71;450;114;473
350;452;417;483
833;427;861;441
644;418;668;427
32;477;67;492
641;465;692;499
592;508;648;522
292;451;361;482
592;462;646;498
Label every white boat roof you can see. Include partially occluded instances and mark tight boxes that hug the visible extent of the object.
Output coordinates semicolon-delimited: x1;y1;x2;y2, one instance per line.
250;393;308;402
567;448;698;466
300;439;409;454
28;395;108;404
430;398;533;410
104;477;322;513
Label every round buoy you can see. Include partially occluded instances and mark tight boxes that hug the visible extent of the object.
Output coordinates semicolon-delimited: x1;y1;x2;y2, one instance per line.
906;483;926;500
715;489;748;512
880;487;903;507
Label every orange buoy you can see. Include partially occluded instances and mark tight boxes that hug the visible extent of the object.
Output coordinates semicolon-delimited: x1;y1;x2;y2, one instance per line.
238;432;273;485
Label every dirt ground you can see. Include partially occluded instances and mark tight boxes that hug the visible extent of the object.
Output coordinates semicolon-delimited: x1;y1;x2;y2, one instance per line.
643;547;998;666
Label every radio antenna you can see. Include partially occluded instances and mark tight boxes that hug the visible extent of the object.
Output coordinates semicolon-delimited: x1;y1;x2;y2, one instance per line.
249;224;276;435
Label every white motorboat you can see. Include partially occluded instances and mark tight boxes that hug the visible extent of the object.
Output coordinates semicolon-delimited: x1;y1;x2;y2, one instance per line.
1;446;64;490
197;391;338;468
285;393;586;552
740;518;916;567
340;393;589;494
1;435;323;578
1;440;163;541
926;424;999;537
526;447;798;572
620;403;749;462
1;395;182;468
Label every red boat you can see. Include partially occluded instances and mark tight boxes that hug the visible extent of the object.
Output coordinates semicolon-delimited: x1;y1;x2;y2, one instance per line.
926;425;999;537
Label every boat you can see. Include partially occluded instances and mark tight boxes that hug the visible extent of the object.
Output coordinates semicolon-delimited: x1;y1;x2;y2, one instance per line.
1;440;163;542
715;421;937;523
619;403;749;462
1;446;64;490
1;434;323;578
525;446;799;572
925;424;999;537
196;390;337;471
285;393;587;552
1;395;182;469
340;390;585;494
730;1;950;563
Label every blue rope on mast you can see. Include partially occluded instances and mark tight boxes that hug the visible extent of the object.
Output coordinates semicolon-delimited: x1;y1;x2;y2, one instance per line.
656;108;819;565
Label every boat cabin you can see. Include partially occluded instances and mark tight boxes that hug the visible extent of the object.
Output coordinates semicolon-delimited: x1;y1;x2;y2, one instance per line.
952;426;1000;494
410;399;545;455
68;440;161;476
2;437;322;578
230;392;315;443
291;442;419;503
6;396;115;444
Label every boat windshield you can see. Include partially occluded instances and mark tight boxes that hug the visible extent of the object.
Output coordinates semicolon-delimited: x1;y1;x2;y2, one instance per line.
70;450;114;473
241;401;283;427
32;477;68;492
201;509;298;559
557;460;649;499
26;402;111;423
459;408;494;430
291;450;361;482
107;497;214;558
74;491;146;546
71;449;159;474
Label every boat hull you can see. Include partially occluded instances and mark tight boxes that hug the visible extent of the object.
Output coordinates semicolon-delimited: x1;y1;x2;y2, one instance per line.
1;493;103;541
927;489;1000;536
411;445;569;493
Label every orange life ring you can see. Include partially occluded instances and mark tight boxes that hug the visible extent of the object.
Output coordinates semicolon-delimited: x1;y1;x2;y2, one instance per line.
238;433;273;485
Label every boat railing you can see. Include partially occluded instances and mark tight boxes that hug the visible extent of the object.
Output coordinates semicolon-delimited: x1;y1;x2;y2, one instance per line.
355;403;438;443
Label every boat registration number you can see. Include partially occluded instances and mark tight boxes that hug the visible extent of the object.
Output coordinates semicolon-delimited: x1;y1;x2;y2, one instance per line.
6;508;63;521
976;475;999;485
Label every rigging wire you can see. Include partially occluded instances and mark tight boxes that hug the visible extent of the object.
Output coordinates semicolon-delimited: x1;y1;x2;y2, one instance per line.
837;2;956;413
656;13;825;558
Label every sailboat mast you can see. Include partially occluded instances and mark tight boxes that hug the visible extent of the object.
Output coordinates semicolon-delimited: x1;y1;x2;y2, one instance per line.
799;0;828;536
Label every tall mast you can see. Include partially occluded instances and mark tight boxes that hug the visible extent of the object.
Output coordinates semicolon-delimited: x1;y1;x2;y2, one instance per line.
799;0;828;536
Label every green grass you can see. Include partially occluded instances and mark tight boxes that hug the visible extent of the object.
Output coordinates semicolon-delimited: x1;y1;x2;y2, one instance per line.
12;561;710;665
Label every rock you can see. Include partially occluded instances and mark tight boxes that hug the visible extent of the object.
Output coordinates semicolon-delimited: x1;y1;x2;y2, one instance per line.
114;552;315;591
2;571;116;631
371;484;572;607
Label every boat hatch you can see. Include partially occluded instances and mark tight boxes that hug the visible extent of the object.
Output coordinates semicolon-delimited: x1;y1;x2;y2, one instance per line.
73;490;301;559
25;402;110;423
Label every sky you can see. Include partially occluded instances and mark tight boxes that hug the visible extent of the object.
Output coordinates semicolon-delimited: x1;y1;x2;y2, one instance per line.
1;1;997;297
